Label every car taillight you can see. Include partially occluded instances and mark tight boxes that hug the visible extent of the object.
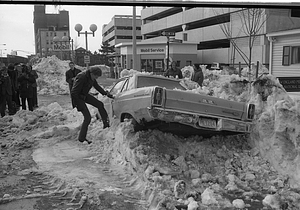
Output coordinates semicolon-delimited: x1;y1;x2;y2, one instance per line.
152;87;163;106
247;104;255;120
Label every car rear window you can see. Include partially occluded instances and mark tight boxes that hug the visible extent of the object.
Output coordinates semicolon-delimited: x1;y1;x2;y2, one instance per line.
137;76;186;90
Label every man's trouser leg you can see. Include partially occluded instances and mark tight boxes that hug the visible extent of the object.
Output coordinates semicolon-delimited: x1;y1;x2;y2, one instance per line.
78;102;91;141
0;95;6;117
21;98;27;110
28;97;34;111
85;94;109;128
6;95;14;114
32;87;38;107
16;90;21;107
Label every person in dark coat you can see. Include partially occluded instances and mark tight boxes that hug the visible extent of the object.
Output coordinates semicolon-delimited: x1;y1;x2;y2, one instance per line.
71;66;114;144
66;61;81;108
192;63;204;87
7;63;18;113
14;63;22;107
17;65;35;111
164;61;183;79
0;67;14;117
27;64;39;108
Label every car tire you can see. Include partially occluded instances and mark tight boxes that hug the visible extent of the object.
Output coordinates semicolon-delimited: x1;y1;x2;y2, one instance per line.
123;114;143;131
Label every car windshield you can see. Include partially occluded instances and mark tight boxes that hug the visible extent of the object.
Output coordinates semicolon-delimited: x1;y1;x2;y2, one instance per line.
137;76;187;90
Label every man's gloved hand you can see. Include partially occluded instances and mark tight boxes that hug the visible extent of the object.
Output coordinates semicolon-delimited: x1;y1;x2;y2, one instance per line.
106;91;114;99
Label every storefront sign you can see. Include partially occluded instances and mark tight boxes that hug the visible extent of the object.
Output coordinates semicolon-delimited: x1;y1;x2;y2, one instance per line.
53;43;70;51
139;48;165;54
278;77;300;92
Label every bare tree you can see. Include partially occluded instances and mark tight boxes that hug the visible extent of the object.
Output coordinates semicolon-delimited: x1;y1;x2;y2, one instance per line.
214;8;267;80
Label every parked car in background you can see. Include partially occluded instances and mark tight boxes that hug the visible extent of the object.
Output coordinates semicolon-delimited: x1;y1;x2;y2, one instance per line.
99;73;255;136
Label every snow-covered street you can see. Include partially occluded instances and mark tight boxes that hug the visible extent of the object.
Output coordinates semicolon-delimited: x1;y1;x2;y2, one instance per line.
1;56;300;210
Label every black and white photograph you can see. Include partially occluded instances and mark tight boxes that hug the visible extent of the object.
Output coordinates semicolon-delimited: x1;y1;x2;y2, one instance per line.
1;1;300;209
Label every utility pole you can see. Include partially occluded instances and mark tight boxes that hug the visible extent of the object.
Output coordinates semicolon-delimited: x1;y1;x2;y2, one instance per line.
132;6;137;70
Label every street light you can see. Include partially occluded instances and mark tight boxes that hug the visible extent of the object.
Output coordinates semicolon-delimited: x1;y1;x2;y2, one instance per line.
75;23;97;67
0;48;7;65
53;36;74;60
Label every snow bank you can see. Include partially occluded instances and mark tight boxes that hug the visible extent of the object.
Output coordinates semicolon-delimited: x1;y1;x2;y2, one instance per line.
248;74;300;188
32;55;109;95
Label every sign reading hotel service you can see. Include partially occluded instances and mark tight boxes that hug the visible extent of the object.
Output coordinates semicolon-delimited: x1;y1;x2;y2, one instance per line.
278;77;300;92
139;47;165;54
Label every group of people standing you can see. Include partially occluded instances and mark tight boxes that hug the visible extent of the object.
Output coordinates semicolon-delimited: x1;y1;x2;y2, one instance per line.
164;61;204;87
0;63;38;117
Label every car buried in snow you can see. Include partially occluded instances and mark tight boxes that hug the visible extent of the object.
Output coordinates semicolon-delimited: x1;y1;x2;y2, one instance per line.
100;73;255;136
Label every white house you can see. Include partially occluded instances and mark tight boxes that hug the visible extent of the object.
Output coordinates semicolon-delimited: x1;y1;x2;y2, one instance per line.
267;28;300;97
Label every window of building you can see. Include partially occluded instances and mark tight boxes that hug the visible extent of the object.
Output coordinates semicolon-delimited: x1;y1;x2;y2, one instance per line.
291;9;300;18
280;46;300;65
46;41;49;45
186;61;192;66
50;32;53;37
54;32;57;36
197;39;230;50
46;32;48;37
282;46;290;66
183;33;188;41
64;32;67;36
291;46;300;64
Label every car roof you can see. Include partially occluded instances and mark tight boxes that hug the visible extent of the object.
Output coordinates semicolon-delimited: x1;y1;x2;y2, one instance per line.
135;73;180;81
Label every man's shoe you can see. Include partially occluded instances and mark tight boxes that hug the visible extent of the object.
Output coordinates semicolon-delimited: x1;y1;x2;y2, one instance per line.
103;118;110;129
78;139;92;144
103;124;110;129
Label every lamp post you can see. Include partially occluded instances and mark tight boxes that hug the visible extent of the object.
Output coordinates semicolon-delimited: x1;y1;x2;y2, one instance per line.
53;36;73;60
75;23;97;68
0;44;6;65
0;49;7;65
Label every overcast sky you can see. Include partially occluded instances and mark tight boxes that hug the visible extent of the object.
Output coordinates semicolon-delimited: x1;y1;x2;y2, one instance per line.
0;4;142;57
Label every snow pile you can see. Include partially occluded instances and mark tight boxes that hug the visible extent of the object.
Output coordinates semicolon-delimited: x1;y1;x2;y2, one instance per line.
86;123;300;209
33;56;73;95
32;55;110;95
248;74;300;189
181;66;194;80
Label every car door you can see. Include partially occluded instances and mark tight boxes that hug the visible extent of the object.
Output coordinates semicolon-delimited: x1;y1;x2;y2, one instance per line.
103;78;128;120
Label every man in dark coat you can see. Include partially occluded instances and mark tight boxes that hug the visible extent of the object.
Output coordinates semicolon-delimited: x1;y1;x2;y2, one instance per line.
192;63;204;87
71;66;114;144
0;67;14;117
7;63;18;113
17;65;35;111
27;64;39;108
66;62;81;108
14;63;22;107
164;61;183;79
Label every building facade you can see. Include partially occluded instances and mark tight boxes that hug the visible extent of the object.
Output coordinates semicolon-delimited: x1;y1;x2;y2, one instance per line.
33;5;71;60
102;15;142;48
102;15;142;66
139;7;300;69
116;41;197;72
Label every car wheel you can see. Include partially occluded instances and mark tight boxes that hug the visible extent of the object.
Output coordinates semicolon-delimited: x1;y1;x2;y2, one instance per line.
123;114;143;131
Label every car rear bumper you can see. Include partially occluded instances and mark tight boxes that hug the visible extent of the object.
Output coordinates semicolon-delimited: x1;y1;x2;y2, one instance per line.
148;107;253;133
